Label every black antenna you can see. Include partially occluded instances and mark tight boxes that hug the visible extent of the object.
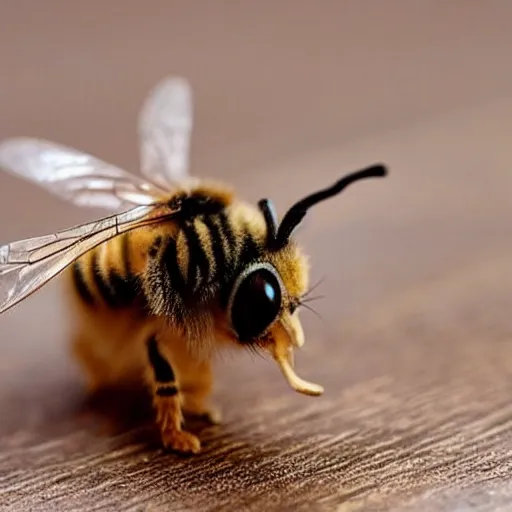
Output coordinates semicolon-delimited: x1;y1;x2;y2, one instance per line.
274;164;388;248
258;198;279;244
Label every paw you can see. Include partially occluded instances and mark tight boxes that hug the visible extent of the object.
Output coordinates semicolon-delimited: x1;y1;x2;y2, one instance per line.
162;429;201;454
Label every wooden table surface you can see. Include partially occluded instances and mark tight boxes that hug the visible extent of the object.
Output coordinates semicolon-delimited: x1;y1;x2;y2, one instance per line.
1;2;512;510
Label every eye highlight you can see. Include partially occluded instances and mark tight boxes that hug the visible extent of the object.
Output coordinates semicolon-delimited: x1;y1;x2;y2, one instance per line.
228;263;283;343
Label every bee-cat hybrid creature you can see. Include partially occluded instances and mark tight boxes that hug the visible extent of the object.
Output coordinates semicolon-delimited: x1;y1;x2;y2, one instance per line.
0;77;387;453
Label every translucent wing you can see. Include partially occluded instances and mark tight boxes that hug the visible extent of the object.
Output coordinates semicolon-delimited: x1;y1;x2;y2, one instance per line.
138;76;193;188
0;203;179;314
0;138;167;211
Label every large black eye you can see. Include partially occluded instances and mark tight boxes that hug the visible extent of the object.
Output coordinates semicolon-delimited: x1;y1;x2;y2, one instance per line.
229;264;282;342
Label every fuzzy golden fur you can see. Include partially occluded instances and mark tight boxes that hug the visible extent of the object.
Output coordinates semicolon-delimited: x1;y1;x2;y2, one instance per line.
65;182;311;453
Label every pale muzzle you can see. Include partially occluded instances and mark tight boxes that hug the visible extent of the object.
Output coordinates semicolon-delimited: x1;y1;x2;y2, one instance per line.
270;314;324;396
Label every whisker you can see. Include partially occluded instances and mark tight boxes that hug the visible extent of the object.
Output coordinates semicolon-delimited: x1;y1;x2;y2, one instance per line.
301;294;325;304
302;276;325;299
300;302;324;321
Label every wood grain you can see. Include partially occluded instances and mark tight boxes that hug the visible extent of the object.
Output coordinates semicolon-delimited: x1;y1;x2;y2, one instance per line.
1;2;512;510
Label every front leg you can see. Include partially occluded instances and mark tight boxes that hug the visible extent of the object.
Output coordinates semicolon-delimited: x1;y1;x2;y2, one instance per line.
146;335;201;454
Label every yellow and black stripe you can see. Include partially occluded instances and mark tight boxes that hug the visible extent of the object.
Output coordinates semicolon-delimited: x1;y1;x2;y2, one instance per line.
71;233;143;310
147;335;178;397
145;205;264;322
71;187;267;320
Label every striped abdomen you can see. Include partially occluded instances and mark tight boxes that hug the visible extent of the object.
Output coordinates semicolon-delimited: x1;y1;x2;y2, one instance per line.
71;231;145;311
